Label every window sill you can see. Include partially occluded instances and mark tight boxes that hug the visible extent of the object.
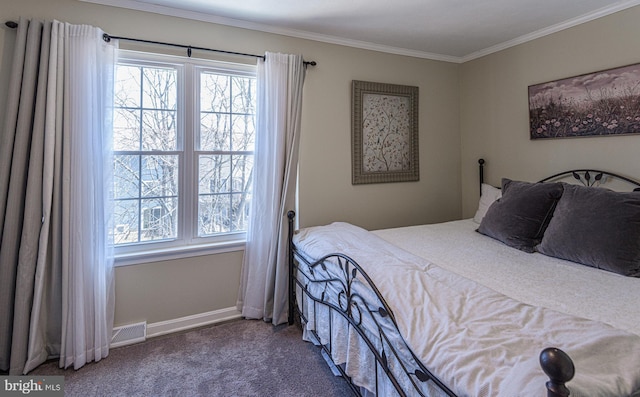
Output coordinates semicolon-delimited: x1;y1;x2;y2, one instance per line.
114;239;246;267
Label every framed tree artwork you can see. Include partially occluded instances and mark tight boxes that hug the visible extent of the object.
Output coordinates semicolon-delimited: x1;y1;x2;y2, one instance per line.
351;80;419;184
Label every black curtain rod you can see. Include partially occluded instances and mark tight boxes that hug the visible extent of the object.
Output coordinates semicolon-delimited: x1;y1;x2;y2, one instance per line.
103;33;269;62
5;21;316;67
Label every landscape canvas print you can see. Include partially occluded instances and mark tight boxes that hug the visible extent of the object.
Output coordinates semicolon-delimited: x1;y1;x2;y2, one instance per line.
528;63;640;139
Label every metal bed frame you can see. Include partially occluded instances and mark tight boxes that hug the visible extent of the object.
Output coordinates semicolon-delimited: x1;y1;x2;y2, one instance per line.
287;158;640;397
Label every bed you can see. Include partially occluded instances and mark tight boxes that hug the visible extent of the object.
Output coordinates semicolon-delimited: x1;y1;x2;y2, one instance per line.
287;159;640;397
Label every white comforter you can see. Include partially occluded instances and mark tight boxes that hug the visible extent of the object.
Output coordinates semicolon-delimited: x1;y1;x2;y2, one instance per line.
293;221;640;397
374;219;640;337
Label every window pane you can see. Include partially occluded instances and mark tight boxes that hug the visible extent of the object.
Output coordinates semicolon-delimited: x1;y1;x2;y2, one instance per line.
115;65;141;108
199;155;231;194
113;199;139;244
198;194;230;236
142;110;177;151
141;155;179;198
231;76;256;114
201;73;230;113
231;114;255;152
200;113;230;151
231;154;253;192
140;198;177;241
114;155;140;199
142;67;177;110
198;154;253;236
114;61;181;247
114;108;140;151
197;69;255;238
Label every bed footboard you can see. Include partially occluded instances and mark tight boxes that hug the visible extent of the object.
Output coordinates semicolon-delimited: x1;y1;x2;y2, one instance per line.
287;210;575;397
540;348;575;397
287;212;455;396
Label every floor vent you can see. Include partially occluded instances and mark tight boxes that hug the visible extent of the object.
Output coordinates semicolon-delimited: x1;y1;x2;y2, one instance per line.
111;321;147;348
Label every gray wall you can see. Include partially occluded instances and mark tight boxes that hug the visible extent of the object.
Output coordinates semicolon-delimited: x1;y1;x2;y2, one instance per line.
460;6;640;217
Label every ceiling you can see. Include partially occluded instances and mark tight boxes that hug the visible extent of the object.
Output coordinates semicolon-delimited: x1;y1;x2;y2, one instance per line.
83;0;640;63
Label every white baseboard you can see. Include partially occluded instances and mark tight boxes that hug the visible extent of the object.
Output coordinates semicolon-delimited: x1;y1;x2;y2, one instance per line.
146;307;242;339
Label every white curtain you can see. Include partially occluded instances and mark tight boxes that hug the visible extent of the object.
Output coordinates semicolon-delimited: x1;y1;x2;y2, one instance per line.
237;52;306;325
57;21;116;371
0;18;116;374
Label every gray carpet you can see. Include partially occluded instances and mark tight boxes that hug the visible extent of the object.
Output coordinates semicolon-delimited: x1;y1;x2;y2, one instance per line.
30;319;354;396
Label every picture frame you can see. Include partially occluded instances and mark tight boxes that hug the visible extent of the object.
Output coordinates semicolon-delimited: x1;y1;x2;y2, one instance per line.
351;80;419;184
528;63;640;139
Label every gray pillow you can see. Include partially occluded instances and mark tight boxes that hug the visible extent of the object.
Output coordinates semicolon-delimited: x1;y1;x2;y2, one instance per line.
537;184;640;277
477;178;564;253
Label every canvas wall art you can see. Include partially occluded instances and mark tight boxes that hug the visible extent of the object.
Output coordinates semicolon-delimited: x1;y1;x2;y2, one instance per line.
529;63;640;139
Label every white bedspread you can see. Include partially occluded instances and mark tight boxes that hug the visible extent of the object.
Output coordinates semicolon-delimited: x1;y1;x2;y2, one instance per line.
373;219;640;337
294;221;640;397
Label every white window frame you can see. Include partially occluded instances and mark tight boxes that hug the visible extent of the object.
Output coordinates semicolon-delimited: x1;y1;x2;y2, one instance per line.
113;50;256;266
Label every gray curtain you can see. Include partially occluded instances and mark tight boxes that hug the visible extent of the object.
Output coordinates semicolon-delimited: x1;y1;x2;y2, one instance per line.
0;18;59;376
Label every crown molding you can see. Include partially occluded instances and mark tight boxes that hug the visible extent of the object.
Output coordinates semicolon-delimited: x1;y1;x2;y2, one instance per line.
80;0;460;62
80;0;640;64
460;0;640;62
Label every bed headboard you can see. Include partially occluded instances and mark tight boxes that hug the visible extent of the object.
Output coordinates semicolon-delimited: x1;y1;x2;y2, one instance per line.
478;158;640;193
476;158;640;397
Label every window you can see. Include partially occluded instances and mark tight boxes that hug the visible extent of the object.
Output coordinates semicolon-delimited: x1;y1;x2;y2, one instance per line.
112;51;256;260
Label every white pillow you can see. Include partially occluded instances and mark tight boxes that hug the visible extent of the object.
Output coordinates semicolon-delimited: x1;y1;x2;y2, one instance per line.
473;183;502;223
